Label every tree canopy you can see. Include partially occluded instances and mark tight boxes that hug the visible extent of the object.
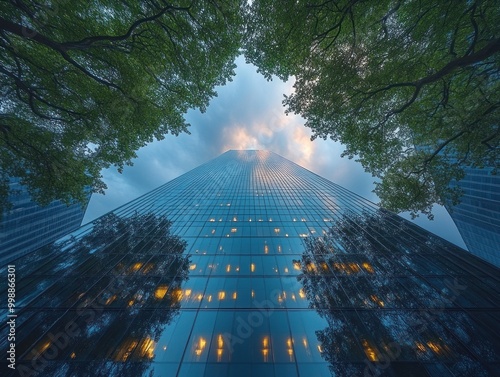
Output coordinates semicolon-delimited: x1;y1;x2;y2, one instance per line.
0;0;243;212
244;0;500;218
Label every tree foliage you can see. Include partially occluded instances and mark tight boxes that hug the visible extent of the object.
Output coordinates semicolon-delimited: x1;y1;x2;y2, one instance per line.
245;0;500;218
0;0;243;212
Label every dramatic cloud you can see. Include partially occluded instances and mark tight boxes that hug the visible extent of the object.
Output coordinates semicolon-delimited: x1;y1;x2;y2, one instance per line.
83;57;466;249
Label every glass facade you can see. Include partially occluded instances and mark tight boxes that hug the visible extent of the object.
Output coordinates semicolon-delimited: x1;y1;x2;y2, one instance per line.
1;150;498;377
0;178;90;264
446;167;500;267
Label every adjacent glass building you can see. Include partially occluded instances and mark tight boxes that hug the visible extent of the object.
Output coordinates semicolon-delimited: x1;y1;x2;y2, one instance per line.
1;150;499;377
445;167;500;267
0;178;90;264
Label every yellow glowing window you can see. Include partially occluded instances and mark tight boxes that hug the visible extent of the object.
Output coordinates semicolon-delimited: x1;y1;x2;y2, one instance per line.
370;294;384;307
415;342;426;352
139;337;156;359
130;262;143;272
298;289;306;299
264;245;269;253
250;263;256;272
306;262;316;272
218;291;226;300
105;294;117;305
232;292;237;299
115;339;139;361
231;228;237;233
362;340;378;361
39;341;51;353
362;262;375;274
274;228;280;234
426;341;443;354
209;218;215;222
349;263;361;273
293;262;301;270
226;265;231;272
194;337;207;356
154;286;168;300
262;336;269;348
184;289;192;297
189;264;197;270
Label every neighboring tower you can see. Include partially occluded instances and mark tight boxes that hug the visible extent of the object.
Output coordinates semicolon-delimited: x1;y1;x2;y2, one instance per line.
1;151;498;377
0;177;90;263
446;166;500;267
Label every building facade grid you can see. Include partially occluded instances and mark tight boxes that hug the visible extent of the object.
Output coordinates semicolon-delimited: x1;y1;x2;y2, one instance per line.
0;150;498;377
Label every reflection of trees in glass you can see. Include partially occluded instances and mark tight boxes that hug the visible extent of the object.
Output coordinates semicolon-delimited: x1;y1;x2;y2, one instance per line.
296;210;496;377
13;212;189;377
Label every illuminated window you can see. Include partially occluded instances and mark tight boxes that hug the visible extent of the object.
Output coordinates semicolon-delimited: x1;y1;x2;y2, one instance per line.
194;337;207;356
362;340;378;361
262;336;269;362
154;285;168;300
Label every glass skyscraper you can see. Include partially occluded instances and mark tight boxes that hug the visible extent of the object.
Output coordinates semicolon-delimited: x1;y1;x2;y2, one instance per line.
0;178;91;264
1;150;498;376
445;167;500;267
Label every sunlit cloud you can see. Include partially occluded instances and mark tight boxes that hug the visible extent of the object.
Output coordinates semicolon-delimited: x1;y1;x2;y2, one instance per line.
81;56;466;249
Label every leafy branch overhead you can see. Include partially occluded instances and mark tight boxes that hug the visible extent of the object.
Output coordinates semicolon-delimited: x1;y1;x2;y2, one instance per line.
244;0;500;218
0;0;243;211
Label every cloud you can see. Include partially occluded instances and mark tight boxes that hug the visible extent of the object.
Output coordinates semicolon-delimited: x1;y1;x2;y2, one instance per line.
82;57;466;250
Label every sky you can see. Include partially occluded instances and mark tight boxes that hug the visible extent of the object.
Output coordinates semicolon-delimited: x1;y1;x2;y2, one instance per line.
83;56;467;249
